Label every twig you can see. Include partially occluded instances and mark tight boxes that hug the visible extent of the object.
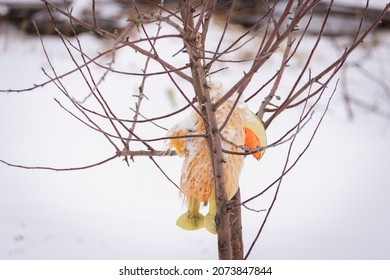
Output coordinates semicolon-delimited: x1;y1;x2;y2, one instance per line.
148;157;179;190
33;20;121;152
265;1;390;127
40;0;192;83
244;78;337;260
257;33;294;120
242;204;267;213
0;155;117;172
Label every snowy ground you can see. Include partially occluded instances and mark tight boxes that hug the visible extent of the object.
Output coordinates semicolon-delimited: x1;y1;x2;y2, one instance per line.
1;2;390;260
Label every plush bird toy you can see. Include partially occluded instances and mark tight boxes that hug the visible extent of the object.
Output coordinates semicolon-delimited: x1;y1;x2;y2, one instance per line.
167;82;266;234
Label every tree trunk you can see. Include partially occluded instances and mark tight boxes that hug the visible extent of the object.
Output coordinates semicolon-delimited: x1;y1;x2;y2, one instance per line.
230;189;244;260
178;0;234;260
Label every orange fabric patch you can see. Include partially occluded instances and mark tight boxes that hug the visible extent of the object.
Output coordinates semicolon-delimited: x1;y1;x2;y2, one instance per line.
244;127;261;159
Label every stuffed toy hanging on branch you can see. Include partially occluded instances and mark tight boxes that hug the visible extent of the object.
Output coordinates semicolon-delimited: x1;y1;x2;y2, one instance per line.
167;82;266;234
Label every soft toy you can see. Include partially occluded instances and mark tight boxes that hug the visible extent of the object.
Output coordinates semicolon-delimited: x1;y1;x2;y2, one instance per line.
167;83;266;234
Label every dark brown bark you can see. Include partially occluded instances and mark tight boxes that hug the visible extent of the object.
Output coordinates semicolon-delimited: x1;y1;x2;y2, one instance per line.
177;0;244;260
230;189;244;260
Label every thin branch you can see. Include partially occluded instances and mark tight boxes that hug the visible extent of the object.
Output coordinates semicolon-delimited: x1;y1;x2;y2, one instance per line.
0;155;117;172
257;33;294;120
92;0;97;28
0;38;187;94
213;0;299;109
242;204;267;213
148;156;179;190
245;79;337;260
265;0;334;127
265;2;390;127
58;5;128;148
125;1;163;150
242;77;338;206
40;0;192;83
206;0;276;72
33;20;121;152
120;149;177;157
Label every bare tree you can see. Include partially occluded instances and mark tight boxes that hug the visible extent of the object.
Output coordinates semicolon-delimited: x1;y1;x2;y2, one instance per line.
1;0;389;259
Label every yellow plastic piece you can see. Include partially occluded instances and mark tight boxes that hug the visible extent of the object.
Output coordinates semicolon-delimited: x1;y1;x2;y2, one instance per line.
176;200;205;231
204;191;217;234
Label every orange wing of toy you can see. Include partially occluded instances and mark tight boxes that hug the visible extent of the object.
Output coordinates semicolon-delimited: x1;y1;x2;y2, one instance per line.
244;127;261;159
243;111;266;160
